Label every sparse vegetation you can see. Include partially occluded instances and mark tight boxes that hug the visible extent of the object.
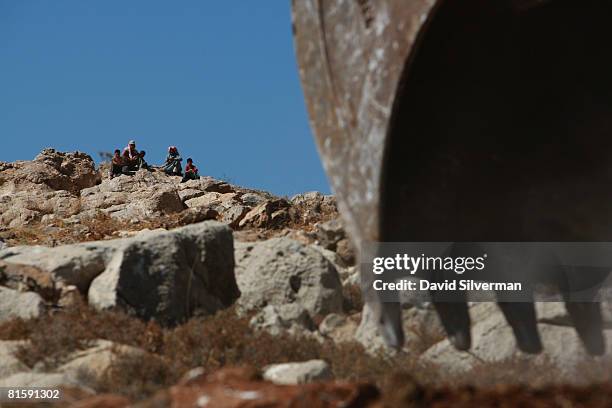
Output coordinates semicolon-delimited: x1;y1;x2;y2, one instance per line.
0;302;427;400
4;301;608;404
0;212;195;247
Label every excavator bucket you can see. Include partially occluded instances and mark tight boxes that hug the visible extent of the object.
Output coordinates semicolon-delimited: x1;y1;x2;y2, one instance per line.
292;0;612;354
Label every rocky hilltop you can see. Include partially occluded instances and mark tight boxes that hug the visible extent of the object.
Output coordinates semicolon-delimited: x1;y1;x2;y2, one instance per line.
0;149;342;244
0;150;611;407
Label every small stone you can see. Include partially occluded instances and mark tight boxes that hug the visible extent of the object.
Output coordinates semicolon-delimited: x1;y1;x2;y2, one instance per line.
262;360;332;385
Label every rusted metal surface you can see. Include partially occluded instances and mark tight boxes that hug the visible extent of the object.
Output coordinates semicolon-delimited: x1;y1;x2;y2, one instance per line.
292;0;438;250
293;0;612;356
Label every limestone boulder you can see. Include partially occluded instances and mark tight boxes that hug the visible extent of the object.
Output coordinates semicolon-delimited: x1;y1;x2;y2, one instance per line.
80;172;185;221
179;177;234;194
57;339;146;387
290;192;337;224
250;304;315;336
0;242;119;294
0;260;58;301
319;313;360;344
355;303;447;356
235;238;343;316
0;149;98;195
262;360;332;385
0;286;45;323
238;199;291;229
315;219;346;251
88;221;239;325
240;192;268;207
0;149;97;227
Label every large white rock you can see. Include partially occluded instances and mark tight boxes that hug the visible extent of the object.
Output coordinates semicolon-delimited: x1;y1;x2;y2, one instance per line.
319;313;360;344
235;238;343;316
184;192;223;208
290;192;337;224
80;171;185;221
263;360;332;385
249;304;314;336
0;149;98;227
178;188;206;202
0;287;44;323
355;303;446;356
240;192;268;207
88;221;239;325
57;339;145;387
0;242;119;293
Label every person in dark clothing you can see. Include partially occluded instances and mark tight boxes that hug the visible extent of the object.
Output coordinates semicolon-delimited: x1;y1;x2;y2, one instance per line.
181;158;200;183
109;149;124;179
163;146;183;176
137;150;150;170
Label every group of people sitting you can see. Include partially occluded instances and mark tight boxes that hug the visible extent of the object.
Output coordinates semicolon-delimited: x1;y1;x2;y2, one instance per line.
109;140;200;183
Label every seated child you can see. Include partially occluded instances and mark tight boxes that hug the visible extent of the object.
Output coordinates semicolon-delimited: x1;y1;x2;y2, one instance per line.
137;150;150;170
181;158;200;183
109;149;124;179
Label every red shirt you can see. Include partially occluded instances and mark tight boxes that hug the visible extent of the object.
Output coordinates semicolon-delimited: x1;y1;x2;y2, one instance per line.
186;163;198;174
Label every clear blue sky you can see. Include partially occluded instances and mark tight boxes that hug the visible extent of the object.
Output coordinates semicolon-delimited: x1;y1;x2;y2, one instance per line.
0;1;330;196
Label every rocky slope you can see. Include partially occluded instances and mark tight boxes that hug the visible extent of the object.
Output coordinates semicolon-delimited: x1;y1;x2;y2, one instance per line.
1;150;611;407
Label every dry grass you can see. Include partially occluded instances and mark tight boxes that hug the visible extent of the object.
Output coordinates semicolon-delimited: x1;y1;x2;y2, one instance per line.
1;212;198;247
0;302;429;400
0;299;161;369
2;303;612;405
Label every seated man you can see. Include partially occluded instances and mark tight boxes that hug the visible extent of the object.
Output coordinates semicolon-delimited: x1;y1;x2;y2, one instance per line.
122;140;140;173
109;149;124;179
163;146;183;176
137;150;150;170
181;158;200;183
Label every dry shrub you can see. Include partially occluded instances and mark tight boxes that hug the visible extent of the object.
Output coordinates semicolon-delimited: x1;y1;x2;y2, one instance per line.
2;212;197;247
321;342;394;383
440;356;560;388
0;226;44;246
80;212;196;241
162;308;324;375
0;299;162;369
0;303;424;400
0;318;31;341
97;352;171;401
5;302;608;405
